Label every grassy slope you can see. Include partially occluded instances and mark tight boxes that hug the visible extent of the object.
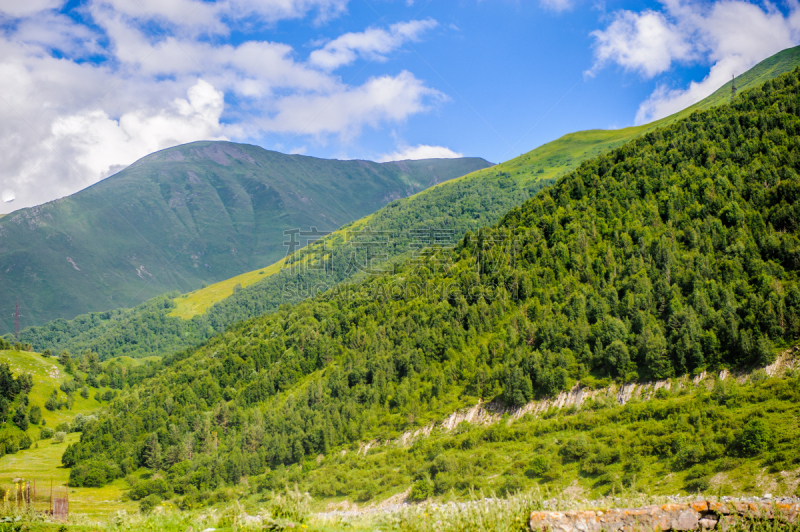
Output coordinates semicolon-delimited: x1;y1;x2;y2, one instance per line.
170;45;800;320
0;350;97;429
0;145;490;332
297;373;800;504
0;350;136;518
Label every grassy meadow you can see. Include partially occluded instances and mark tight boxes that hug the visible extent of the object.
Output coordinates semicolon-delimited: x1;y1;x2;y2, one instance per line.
0;350;136;520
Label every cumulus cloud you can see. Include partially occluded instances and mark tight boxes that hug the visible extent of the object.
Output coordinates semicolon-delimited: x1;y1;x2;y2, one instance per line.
589;0;800;124
0;0;445;213
309;19;437;70
377;144;463;162
588;9;694;78
264;71;444;139
52;80;228;182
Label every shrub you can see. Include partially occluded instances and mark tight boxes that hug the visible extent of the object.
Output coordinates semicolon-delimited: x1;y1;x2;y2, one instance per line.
53;431;66;443
527;455;550;477
129;478;174;501
44;393;59;411
71;413;97;432
139;494;161;514
69;459;122;487
28;405;42;425
39;427;54;440
409;476;434;502
738;419;771;456
561;435;590;461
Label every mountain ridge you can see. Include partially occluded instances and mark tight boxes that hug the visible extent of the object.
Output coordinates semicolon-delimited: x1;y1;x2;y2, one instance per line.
12;45;800;359
0;143;490;331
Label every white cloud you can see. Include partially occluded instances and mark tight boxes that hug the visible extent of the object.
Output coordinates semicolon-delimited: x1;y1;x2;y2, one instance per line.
377;144;463;162
0;0;64;17
636;0;800;123
90;0;350;35
264;71;445;138
51;80;228;182
590;0;800;124
0;1;444;213
309;19;437;70
588;9;694;78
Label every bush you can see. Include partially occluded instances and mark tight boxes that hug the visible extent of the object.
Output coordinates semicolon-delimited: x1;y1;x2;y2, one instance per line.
28;405;42;425
129;478;174;501
69;459;122;487
39;427;54;440
561;435;590;461
738;419;771;456
139;494;161;514
53;431;66;443
409;476;434;502
71;413;97;432
526;455;550;477
44;393;59;411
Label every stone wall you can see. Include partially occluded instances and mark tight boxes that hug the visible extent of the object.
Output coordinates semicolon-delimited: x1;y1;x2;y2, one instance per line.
529;500;800;532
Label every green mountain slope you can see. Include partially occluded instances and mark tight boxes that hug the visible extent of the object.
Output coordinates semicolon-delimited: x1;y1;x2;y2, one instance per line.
0;143;490;331
168;45;800;318
61;65;800;505
13;45;800;359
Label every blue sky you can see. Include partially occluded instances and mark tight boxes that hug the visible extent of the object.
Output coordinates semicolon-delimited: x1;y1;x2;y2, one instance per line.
1;0;799;212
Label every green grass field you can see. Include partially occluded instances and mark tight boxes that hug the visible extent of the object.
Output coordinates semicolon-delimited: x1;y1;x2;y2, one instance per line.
170;256;288;319
0;350;136;519
0;432;135;518
0;350;103;430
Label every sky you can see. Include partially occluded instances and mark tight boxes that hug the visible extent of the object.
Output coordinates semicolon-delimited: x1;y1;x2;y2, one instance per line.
1;0;800;214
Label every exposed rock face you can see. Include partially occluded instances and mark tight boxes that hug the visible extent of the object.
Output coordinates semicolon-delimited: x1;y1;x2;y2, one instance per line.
529;500;800;532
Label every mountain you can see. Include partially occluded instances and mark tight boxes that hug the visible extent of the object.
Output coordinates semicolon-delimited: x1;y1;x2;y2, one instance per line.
61;66;800;503
14;45;800;360
0;143;491;331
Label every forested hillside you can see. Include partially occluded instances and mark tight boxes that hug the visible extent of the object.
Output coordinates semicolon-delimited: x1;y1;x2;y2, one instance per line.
61;68;800;502
15;46;800;361
0;142;489;331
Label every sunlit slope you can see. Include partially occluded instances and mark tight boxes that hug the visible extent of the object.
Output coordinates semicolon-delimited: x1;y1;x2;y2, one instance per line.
0;350;98;429
170;45;800;320
459;44;800;187
170;256;288;319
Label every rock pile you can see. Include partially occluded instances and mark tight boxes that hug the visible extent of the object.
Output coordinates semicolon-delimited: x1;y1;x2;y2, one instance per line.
529;500;800;532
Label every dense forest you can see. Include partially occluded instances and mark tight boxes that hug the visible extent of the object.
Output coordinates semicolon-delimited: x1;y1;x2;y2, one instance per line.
13;171;555;360
62;69;800;504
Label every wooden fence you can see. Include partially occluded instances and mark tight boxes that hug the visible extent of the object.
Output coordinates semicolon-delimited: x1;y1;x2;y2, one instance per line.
3;479;68;520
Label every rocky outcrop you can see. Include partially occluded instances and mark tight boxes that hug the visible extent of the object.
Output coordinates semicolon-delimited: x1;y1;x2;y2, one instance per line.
387;349;800;450
323;349;800;458
529;500;800;532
